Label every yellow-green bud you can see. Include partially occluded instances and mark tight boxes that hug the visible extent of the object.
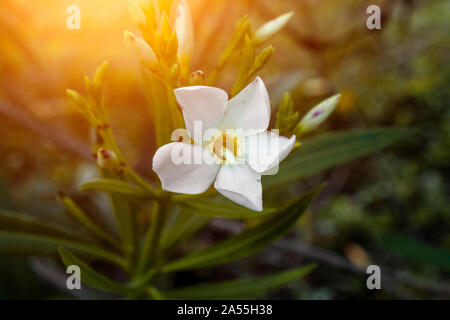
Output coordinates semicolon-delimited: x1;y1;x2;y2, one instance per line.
170;63;180;82
93;61;108;88
297;94;341;134
189;70;204;85
96;148;119;170
171;0;194;67
66;89;86;108
255;12;294;45
253;45;274;69
124;30;158;71
128;0;147;28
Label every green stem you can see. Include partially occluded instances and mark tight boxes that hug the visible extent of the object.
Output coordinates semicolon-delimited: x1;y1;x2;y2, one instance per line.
110;193;136;274
147;287;163;300
136;201;160;274
148;201;166;268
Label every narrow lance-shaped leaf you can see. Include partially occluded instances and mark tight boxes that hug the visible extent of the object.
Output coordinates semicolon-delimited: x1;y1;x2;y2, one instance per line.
0;231;126;268
58;194;121;249
161;264;316;300
80;178;152;198
160;210;211;252
0;209;90;242
58;247;129;294
376;232;450;272
264;127;411;190
176;195;276;219
160;185;323;273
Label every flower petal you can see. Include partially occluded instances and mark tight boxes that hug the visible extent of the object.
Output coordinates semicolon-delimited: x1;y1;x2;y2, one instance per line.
153;142;219;194
222;77;270;135
214;164;262;211
246;132;296;173
174;86;228;144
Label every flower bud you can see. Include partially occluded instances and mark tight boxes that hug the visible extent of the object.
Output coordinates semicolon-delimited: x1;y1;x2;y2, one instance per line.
255;12;294;45
93;61;108;88
297;94;341;134
167;31;179;58
159;11;172;40
169;63;180;82
96;148;119;170
253;45;274;70
124;30;158;71
171;0;194;68
128;0;147;28
66;89;86;108
189;70;204;85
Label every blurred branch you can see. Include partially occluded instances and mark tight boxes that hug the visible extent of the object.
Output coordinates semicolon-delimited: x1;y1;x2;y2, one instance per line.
210;219;450;298
0;99;91;160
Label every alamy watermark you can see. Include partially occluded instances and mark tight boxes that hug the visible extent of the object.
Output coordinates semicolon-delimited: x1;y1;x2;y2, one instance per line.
366;265;381;290
366;5;381;30
66;5;81;30
66;265;81;290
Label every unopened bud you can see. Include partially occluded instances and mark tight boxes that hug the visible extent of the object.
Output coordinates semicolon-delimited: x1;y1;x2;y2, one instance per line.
169;63;180;82
254;45;274;69
159;12;172;40
93;61;108;88
66;89;86;107
128;0;147;28
171;0;194;66
297;94;341;134
124;30;158;71
189;70;204;85
255;12;294;45
167;31;179;58
96;148;119;170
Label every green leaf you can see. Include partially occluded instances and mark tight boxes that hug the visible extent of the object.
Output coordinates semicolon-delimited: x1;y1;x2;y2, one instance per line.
0;209;90;242
58;195;121;248
161;264;316;299
160;210;211;252
0;231;126;268
161;185;322;273
264;127;411;189
376;232;450;272
58;247;128;294
80;178;151;198
109;193;135;267
177;195;276;219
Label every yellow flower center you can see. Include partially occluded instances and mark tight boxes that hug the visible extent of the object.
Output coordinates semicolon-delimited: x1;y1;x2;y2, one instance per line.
208;132;243;164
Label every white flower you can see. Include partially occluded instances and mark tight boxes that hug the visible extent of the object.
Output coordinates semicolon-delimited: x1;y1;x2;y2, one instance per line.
152;77;296;211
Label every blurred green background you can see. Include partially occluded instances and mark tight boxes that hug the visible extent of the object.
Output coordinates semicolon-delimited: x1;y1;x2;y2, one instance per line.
0;0;449;299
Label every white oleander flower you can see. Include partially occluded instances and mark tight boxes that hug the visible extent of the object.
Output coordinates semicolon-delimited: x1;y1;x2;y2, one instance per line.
152;77;296;211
